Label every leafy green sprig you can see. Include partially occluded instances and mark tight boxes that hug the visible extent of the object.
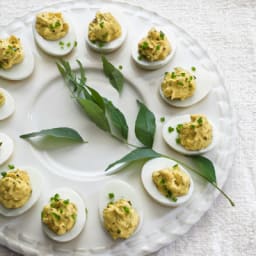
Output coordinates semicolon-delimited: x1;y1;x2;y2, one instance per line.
57;58;234;206
20;127;85;142
57;59;128;143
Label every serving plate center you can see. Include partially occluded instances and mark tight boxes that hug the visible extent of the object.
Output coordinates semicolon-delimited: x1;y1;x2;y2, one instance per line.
28;67;143;180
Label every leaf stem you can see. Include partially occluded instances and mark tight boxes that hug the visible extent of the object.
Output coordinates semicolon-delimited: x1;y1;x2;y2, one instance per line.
110;134;140;148
210;182;235;206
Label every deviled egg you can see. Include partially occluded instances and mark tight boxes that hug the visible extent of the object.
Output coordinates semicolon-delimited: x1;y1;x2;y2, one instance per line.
0;88;15;120
0;35;34;80
162;114;218;155
99;180;143;240
33;11;77;56
141;157;194;207
159;66;214;107
0;133;14;165
41;187;86;242
0;166;42;217
86;11;127;53
132;28;176;70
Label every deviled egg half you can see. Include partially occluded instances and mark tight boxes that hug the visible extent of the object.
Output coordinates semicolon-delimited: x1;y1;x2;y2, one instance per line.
0;133;14;165
99;180;143;240
0;166;42;217
162;114;218;155
0;88;15;120
141;157;194;207
159;66;214;107
0;35;34;80
41;187;86;242
86;11;127;53
132;27;176;70
33;11;77;56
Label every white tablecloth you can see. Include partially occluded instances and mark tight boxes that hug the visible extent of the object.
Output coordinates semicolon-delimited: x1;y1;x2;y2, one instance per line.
0;0;255;255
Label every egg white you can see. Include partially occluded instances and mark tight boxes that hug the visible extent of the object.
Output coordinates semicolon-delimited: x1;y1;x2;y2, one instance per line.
159;67;214;107
42;187;86;242
86;10;127;53
162;114;218;155
0;39;34;81
0;166;42;217
98;179;143;238
0;88;15;120
0;133;14;165
131;27;176;70
33;14;76;57
141;157;194;207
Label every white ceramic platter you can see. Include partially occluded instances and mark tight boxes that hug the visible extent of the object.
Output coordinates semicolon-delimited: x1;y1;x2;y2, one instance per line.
0;1;235;256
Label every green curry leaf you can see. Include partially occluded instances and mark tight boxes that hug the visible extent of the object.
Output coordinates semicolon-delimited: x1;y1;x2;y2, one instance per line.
135;100;156;148
102;56;124;93
78;98;110;132
189;155;217;183
20;127;85;142
105;147;161;171
86;86;105;112
105;99;129;140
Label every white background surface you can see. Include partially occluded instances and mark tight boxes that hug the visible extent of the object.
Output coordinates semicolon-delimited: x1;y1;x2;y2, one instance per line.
0;0;255;255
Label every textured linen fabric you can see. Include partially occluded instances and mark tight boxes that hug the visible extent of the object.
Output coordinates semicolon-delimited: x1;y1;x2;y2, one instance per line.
0;0;255;255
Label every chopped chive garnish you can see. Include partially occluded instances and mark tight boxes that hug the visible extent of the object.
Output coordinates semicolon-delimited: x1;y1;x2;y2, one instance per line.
59;41;64;46
49;20;61;31
160;178;166;184
171;72;176;79
164;72;168;76
71;213;77;220
51;193;60;202
191;66;196;72
190;124;196;129
142;41;149;49
181;72;186;77
173;164;178;168
176;138;181;144
99;21;104;28
160;117;165;122
63;199;70;205
177;81;184;86
108;193;115;199
1;172;7;177
156;45;160;51
167;190;173;198
51;212;60;220
172;197;178;202
168;126;174;133
66;42;71;47
8;164;15;169
176;124;183;133
138;55;143;60
118;65;123;70
74;41;78;47
197;117;203;125
123;206;130;214
160;31;165;40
